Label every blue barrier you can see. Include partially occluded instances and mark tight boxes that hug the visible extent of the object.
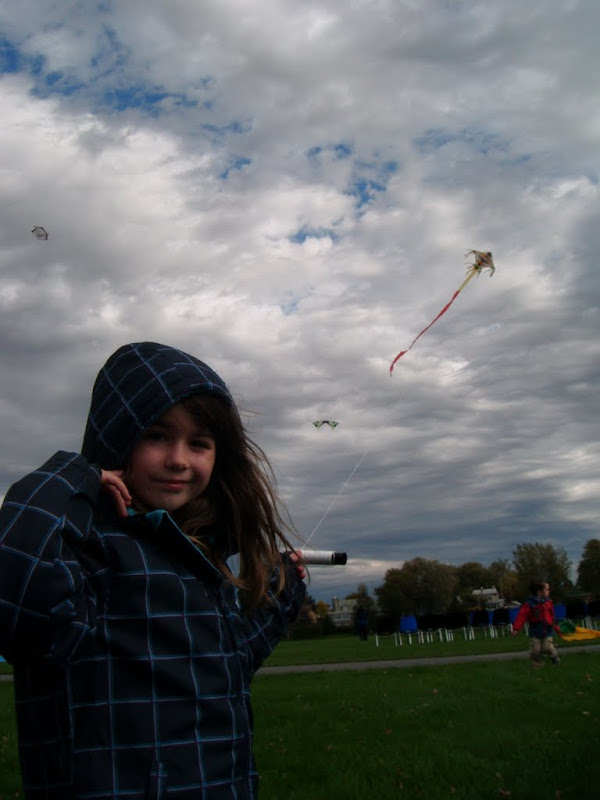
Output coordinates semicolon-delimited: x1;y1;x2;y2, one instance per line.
554;603;566;621
398;614;418;633
508;607;520;624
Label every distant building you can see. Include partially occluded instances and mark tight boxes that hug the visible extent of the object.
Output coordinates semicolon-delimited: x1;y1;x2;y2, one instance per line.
472;586;504;610
328;596;358;627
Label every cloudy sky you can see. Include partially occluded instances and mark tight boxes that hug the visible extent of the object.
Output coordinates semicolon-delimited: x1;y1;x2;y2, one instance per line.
1;0;598;603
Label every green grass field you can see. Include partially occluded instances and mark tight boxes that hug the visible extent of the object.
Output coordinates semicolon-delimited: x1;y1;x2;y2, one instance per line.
262;627;599;666
254;652;599;800
1;635;598;799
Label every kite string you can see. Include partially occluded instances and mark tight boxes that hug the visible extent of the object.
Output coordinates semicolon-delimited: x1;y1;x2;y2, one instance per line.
303;447;370;547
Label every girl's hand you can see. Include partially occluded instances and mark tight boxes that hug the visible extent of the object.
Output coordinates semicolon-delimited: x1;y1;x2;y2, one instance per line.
289;551;307;581
101;470;132;519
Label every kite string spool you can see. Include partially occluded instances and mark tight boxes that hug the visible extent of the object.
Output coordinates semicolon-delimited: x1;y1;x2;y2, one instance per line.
297;550;347;565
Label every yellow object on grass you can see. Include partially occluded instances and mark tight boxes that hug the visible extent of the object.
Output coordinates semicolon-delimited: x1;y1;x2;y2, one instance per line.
559;626;600;642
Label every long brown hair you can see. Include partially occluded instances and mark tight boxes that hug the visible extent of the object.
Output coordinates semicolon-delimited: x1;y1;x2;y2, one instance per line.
166;393;299;610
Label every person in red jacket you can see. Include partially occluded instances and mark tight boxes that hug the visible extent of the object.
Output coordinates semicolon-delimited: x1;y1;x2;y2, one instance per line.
511;580;560;667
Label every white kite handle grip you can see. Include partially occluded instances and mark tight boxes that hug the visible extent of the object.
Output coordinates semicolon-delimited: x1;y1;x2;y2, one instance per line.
297;549;347;565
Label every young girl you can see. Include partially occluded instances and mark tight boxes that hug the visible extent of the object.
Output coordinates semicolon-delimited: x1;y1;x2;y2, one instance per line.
0;341;306;799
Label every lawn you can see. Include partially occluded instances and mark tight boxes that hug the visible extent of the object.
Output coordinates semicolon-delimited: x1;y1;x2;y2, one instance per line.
253;652;600;800
262;626;600;666
0;637;598;799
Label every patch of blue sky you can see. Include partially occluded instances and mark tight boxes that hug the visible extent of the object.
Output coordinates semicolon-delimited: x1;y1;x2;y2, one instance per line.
33;72;198;114
332;143;353;159
0;38;52;94
201;119;252;145
279;297;301;316
414;127;510;156
289;226;340;245
34;70;85;98
306;142;354;163
219;156;251;180
101;85;194;114
0;36;22;73
414;128;455;151
1;28;199;117
279;288;314;315
349;178;386;208
348;158;399;209
80;22;137;93
0;37;46;77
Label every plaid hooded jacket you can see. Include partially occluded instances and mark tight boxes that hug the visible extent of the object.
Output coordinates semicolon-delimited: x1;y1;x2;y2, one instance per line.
0;342;306;799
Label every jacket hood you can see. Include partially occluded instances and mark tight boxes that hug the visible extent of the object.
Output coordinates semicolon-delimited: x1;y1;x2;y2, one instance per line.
528;596;547;607
82;342;235;470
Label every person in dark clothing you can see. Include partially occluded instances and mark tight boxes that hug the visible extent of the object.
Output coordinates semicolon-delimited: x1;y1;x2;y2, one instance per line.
0;341;306;799
512;580;560;667
355;605;369;641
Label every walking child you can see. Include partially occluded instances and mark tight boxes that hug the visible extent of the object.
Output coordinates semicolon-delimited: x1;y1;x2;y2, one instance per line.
511;580;560;667
0;341;307;799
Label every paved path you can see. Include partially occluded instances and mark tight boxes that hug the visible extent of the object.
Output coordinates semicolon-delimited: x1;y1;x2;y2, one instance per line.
0;645;597;682
258;644;599;675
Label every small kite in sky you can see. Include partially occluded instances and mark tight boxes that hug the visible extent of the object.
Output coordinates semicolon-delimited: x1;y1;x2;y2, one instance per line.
389;249;495;375
31;226;49;240
313;420;339;429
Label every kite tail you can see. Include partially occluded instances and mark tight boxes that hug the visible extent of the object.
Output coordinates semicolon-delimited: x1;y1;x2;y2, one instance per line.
456;267;479;293
390;289;460;374
389;269;479;375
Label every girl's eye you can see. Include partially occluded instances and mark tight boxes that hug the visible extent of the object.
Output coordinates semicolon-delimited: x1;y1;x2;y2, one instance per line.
190;438;214;450
145;430;167;443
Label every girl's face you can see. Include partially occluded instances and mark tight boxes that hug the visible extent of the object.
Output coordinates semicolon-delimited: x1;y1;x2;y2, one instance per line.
127;403;216;514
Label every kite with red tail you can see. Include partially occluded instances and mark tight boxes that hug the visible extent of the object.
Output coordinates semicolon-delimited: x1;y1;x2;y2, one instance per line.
389;250;495;375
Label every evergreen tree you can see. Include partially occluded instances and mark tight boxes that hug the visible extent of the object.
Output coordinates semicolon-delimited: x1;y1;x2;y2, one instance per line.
577;539;600;595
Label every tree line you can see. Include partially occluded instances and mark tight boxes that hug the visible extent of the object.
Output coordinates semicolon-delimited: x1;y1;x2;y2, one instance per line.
297;539;600;631
350;539;600;628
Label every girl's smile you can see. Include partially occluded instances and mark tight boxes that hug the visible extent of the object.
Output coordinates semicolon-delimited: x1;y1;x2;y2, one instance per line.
126;404;216;513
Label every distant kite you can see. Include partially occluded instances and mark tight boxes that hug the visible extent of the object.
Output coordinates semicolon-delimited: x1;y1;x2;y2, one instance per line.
313;420;339;430
31;226;49;240
389;250;495;375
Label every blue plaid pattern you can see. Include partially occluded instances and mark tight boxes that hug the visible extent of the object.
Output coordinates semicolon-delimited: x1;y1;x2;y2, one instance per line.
82;342;237;470
0;343;306;799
